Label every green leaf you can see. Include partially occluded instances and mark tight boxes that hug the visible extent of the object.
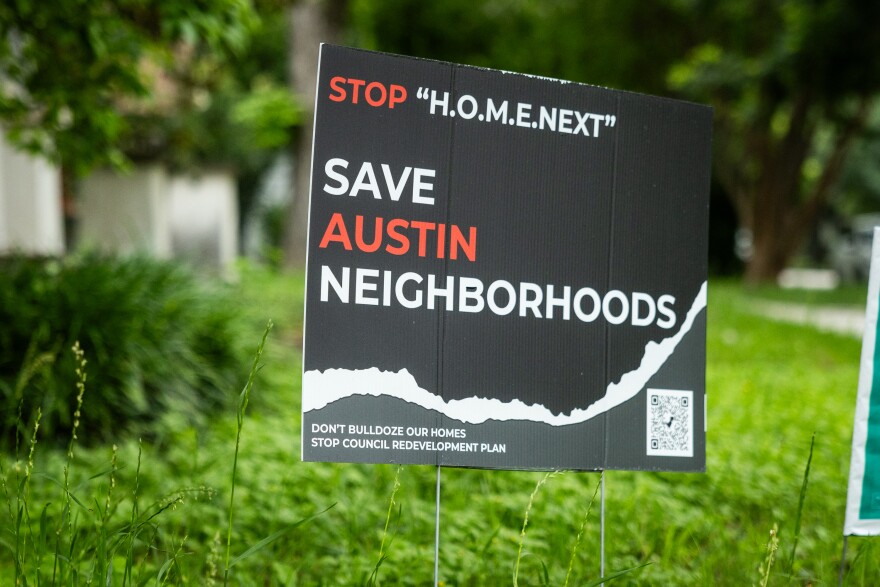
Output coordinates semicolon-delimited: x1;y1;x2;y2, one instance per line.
156;556;175;585
581;563;652;586
228;504;335;569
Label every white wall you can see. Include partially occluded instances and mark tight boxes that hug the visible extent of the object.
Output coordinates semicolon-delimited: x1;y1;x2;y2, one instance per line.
0;131;64;255
78;165;238;269
169;171;238;268
77;165;172;257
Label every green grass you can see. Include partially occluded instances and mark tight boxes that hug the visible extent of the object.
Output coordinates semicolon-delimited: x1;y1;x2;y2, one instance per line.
1;267;878;585
739;279;869;307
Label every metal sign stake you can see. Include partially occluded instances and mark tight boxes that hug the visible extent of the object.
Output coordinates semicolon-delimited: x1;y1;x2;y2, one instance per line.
434;465;442;587
600;470;606;584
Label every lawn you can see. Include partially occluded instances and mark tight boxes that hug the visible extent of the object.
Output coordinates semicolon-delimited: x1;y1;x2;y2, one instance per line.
2;267;878;585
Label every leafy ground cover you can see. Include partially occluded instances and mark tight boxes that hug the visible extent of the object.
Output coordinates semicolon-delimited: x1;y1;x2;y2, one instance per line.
1;267;878;585
0;253;248;446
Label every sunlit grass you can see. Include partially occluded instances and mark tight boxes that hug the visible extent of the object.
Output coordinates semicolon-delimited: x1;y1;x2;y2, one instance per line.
1;269;878;585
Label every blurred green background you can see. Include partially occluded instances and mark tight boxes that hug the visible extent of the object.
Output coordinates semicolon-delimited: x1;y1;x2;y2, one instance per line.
3;0;880;281
2;1;880;585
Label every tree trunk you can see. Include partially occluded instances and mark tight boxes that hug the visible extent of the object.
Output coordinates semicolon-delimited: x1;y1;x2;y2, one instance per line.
283;0;346;268
738;96;873;284
744;207;801;283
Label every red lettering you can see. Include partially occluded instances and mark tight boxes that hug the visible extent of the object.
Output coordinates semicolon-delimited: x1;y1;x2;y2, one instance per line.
435;223;446;259
389;85;406;108
328;76;346;102
319;213;352;250
355;215;383;252
326;78;407;108
385;218;410;255
317;212;474;259
348;78;366;103
410;221;435;257
450;226;477;262
365;82;387;107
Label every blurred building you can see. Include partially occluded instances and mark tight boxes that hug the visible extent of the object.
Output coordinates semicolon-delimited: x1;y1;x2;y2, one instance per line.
1;129;239;271
0;130;64;255
77;165;239;271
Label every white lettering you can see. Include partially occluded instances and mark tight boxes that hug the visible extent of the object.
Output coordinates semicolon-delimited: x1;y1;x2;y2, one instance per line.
631;292;656;326
558;109;574;133
355;268;379;305
323;158;349;195
350;161;381;199
657;294;677;329
516;102;532;128
488;280;516;315
573;111;591;136
539;106;557;131
486;98;508;123
321;265;348;303
457;95;478;119
412;168;435;205
430;90;450;115
519;282;543;318
427;274;454;311
545;284;571;320
574;287;601;322
603;290;629;325
381;164;412;202
458;277;484;313
317;265;680;329
396;272;423;308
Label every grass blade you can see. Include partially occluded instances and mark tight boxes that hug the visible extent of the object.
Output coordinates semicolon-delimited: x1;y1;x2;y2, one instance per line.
229;503;335;568
564;474;602;587
786;432;815;580
124;439;143;587
581;562;651;586
224;320;272;585
513;471;559;586
378;466;402;562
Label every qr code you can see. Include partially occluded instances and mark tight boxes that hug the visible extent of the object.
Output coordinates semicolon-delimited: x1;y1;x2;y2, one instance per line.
646;389;693;457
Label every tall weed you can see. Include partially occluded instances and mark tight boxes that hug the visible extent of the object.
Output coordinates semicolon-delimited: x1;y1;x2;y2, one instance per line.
224;320;271;584
0;320;329;585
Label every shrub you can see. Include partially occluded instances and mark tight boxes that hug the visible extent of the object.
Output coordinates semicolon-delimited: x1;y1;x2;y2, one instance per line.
0;253;246;445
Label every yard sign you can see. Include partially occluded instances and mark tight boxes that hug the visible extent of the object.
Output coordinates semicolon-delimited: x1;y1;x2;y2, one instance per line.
845;227;880;535
301;45;712;472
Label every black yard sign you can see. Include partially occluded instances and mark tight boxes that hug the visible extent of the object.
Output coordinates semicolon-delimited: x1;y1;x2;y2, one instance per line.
302;45;711;471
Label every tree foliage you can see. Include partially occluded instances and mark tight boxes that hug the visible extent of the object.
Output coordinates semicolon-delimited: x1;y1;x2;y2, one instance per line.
0;0;258;175
350;0;880;281
669;0;880;281
350;0;689;94
3;0;877;279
